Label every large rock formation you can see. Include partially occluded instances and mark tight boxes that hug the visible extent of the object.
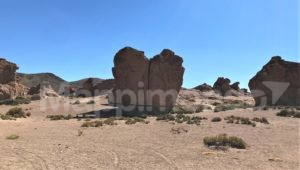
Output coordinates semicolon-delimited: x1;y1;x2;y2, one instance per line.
110;47;184;115
0;58;27;102
213;77;232;96
0;58;18;84
249;56;300;106
148;49;185;113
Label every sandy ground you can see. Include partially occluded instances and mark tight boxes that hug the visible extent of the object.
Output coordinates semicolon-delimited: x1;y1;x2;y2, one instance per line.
0;96;299;170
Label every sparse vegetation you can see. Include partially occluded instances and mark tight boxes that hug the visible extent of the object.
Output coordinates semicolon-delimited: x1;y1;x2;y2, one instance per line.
170;127;188;134
214;102;252;112
6;134;20;140
2;96;31;106
252;117;269;124
156;113;206;125
276;109;300;118
125;117;149;125
81;120;103;127
203;134;246;149
103;117;118;125
87;100;95;105
211;117;222;122
6;107;28;118
224;115;256;127
47;114;73;120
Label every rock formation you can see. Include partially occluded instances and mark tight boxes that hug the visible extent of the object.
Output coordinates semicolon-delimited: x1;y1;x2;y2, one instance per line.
194;83;213;92
249;56;300;106
0;58;27;102
0;58;18;84
78;78;115;97
110;47;184;115
213;77;232;96
28;83;59;100
230;82;240;91
148;49;185;114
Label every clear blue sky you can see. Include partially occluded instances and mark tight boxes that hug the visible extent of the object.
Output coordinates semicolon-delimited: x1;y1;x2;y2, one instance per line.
0;0;298;88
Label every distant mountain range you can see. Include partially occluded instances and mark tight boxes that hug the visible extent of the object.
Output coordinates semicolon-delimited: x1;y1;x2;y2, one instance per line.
17;73;106;92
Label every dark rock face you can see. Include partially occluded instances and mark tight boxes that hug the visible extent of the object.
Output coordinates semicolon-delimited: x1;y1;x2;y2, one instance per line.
110;47;184;115
194;83;213;92
0;58;18;84
230;82;240;91
213;77;231;96
78;78;115;97
148;49;185;114
249;56;300;106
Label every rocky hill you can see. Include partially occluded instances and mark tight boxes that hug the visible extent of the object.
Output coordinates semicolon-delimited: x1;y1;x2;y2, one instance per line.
17;73;68;93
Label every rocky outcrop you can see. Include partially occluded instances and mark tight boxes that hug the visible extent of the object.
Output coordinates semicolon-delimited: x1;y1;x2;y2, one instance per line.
28;83;59;100
0;58;18;84
230;82;240;91
213;77;231;96
194;83;213;92
249;56;300;106
110;47;184;115
0;59;27;102
78;78;115;97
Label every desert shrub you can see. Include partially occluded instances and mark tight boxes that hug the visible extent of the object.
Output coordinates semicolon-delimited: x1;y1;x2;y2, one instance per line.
47;114;73;120
195;105;205;112
170;127;188;134
224;115;256;127
87;100;95;104
3;96;31;106
6;134;19;140
26;112;31;117
203;134;246;149
156;114;176;121
81;120;103;127
252;117;269;124
214;102;252;112
6;107;27;118
73;100;80;105
0;114;16;120
211;117;222;122
103;118;118;125
125;117;148;125
276;109;300;118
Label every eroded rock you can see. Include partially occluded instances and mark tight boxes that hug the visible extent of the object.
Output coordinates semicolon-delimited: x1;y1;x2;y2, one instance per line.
249;56;300;106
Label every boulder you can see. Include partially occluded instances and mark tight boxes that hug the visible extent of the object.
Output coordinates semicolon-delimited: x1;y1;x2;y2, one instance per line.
230;82;240;91
249;56;300;106
213;77;231;96
194;83;213;92
110;47;184;115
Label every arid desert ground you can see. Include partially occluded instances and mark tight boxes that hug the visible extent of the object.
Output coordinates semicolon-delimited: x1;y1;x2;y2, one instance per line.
0;93;299;170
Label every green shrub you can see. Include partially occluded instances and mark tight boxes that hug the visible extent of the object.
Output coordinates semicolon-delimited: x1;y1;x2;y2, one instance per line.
81;120;103;127
0;114;16;120
47;114;73;120
87;100;95;105
224;115;256;127
276;109;300;118
156;114;176;121
103;118;118;125
203;134;246;149
156;113;206;125
6;107;27;118
211;117;222;122
6;134;19;140
214;102;252;112
125;117;148;125
252;117;269;124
